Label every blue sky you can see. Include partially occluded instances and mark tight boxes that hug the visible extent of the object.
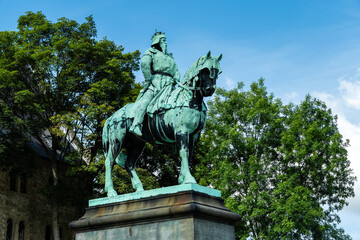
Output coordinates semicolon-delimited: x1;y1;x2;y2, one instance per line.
1;0;360;238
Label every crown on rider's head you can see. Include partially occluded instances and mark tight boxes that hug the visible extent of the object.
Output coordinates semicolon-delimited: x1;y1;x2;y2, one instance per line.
152;31;166;45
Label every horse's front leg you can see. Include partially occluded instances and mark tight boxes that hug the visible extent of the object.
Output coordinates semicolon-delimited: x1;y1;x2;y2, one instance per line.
176;131;197;185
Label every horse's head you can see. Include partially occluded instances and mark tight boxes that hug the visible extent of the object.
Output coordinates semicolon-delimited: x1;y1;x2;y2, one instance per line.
181;51;222;97
197;51;222;96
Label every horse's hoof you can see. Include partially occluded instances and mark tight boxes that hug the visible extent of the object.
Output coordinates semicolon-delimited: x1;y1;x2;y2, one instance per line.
107;189;118;197
184;178;197;184
134;183;144;192
179;175;197;185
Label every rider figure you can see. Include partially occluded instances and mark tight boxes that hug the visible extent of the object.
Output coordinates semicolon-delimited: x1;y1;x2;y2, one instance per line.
129;32;180;136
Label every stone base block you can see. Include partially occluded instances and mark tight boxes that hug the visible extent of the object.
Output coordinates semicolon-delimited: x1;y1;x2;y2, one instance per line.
74;218;235;240
70;185;241;240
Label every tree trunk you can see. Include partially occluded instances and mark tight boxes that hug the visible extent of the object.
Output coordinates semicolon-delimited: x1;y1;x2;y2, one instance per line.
52;201;60;240
51;137;61;240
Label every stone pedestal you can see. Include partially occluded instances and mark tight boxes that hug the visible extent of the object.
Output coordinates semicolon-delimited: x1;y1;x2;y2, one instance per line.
69;184;241;240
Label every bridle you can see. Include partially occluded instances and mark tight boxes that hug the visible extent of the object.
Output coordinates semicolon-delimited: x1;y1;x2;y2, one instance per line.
177;77;201;91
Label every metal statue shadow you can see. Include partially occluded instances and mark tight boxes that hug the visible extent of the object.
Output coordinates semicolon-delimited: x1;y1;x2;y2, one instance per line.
102;51;222;196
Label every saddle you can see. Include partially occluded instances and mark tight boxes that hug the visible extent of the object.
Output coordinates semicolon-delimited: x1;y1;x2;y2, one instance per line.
146;83;207;118
146;84;176;117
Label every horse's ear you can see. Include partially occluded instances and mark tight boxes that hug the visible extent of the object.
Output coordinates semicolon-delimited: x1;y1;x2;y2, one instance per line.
217;54;223;61
206;51;211;58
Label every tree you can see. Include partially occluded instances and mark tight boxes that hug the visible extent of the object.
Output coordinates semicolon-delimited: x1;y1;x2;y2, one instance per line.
194;79;356;239
137;143;181;187
0;11;141;240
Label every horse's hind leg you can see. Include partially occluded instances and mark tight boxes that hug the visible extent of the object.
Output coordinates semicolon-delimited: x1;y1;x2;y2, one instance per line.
105;125;126;197
105;150;118;197
125;140;146;192
127;168;144;192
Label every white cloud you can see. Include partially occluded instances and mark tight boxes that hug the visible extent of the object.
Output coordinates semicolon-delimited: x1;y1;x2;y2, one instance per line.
339;79;360;110
337;114;360;211
282;91;300;103
312;91;343;116
313;75;360;219
225;76;236;89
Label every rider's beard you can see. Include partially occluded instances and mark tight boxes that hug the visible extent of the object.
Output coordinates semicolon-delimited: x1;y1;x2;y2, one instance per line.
160;42;168;54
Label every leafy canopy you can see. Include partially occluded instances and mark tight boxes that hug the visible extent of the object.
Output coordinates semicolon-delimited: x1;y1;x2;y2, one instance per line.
195;79;356;240
0;11;155;202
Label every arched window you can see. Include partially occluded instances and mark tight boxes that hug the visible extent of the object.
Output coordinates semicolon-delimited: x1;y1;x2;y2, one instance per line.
20;175;27;193
6;218;13;240
45;225;51;240
10;172;17;191
18;221;25;240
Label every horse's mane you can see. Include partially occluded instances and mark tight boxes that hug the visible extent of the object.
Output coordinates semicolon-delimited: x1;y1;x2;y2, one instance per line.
180;55;207;86
147;53;220;114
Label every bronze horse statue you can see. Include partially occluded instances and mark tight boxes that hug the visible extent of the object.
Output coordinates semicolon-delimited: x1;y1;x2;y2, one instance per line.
102;51;222;196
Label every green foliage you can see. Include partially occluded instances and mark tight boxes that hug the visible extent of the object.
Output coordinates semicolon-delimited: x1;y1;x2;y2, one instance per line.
96;164;160;196
137;143;180;187
0;11;141;208
194;79;356;239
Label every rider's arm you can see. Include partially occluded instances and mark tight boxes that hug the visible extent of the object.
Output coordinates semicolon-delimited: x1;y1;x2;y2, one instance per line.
141;54;152;82
173;69;180;83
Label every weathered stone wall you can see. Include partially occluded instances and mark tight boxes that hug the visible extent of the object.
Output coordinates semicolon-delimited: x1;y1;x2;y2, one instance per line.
75;218;236;240
71;190;240;240
0;157;79;240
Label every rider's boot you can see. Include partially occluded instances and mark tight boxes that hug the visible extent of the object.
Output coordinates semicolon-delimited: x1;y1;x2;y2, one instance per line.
130;90;152;137
130;123;142;137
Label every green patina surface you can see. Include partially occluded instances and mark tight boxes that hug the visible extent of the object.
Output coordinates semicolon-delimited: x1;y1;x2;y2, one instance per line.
89;184;221;207
102;31;222;197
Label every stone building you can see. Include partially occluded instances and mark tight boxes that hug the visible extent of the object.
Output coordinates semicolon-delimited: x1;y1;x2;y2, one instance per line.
0;137;80;240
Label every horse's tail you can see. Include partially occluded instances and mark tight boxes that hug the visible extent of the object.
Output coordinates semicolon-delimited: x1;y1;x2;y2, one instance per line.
102;117;111;156
102;105;131;159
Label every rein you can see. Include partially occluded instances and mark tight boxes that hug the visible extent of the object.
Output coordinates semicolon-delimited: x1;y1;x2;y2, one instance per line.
177;77;201;91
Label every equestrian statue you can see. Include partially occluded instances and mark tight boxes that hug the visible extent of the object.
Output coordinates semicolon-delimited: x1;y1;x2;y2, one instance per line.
102;32;222;197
